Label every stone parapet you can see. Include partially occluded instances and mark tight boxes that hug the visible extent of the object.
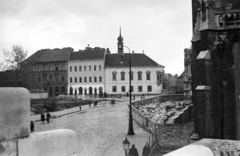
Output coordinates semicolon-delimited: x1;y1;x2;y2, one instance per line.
0;88;30;141
164;138;240;156
18;129;78;156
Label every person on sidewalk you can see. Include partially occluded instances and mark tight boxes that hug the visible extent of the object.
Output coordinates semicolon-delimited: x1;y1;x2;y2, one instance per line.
89;100;91;107
142;142;150;156
41;112;45;124
128;144;139;156
79;104;82;111
46;112;51;124
30;120;34;132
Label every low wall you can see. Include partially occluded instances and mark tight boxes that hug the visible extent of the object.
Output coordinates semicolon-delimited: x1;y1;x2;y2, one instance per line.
131;95;194;150
30;92;48;99
164;139;240;156
0;87;78;156
18;129;78;156
0;88;30;141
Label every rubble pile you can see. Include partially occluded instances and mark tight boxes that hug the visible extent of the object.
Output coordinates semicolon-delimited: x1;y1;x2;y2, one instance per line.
136;101;187;124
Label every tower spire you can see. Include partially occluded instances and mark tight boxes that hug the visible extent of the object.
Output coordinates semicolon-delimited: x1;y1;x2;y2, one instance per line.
117;27;124;55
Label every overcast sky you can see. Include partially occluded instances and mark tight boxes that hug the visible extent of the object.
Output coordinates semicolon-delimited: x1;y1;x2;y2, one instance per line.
0;0;192;75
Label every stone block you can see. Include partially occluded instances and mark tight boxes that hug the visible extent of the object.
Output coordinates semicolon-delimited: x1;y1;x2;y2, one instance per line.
0;88;30;141
164;144;213;156
0;139;17;156
18;129;78;156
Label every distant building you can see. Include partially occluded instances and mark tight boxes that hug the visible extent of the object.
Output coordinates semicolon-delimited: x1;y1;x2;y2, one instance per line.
104;30;165;95
68;47;107;96
21;48;73;96
192;0;240;140
183;48;192;99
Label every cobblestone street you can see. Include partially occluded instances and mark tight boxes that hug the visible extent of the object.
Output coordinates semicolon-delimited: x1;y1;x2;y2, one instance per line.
33;100;141;156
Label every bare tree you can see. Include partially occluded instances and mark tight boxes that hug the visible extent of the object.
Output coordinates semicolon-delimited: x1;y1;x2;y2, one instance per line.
2;45;28;70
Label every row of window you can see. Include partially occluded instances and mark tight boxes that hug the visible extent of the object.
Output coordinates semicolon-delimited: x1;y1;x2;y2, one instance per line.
69;65;102;72
37;73;66;82
112;71;164;81
70;76;102;83
112;85;152;92
33;64;66;72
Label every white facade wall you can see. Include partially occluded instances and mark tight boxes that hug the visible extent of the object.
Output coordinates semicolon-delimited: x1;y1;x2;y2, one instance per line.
104;66;164;95
68;60;104;95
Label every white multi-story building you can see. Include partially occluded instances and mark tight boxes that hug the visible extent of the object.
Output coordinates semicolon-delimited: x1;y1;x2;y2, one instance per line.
104;31;165;95
67;31;165;96
68;47;106;96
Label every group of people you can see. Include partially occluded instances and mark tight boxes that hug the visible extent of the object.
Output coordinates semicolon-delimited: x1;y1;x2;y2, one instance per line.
40;112;51;124
127;142;150;156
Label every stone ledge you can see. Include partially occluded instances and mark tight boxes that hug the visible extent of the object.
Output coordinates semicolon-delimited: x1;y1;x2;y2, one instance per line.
18;129;78;156
164;138;240;156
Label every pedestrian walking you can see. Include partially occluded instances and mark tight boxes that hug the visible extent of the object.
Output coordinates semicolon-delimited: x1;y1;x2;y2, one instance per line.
142;143;150;156
128;144;139;156
41;112;45;124
46;112;51;124
89;100;91;107
79;104;82;111
30;121;34;132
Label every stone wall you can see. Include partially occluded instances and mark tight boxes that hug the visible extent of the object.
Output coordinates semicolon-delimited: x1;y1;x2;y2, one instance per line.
164;138;240;156
131;95;194;150
0;87;78;156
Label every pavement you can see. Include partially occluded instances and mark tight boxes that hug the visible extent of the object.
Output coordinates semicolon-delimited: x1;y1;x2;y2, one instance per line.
31;95;162;156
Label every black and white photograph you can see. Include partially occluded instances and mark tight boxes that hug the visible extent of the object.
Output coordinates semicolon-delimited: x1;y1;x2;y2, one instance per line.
1;0;240;156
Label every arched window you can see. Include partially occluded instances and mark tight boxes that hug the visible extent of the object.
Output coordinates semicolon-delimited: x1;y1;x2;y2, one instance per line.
79;87;83;95
94;65;97;71
121;71;125;80
70;77;72;83
94;76;97;82
219;15;224;27
89;65;91;71
69;66;72;72
112;71;117;81
69;87;73;95
89;76;92;82
138;71;142;80
89;87;93;95
84;77;87;82
84;65;86;71
74;88;77;95
79;66;82;71
146;71;151;80
79;77;82;83
99;65;102;71
99;76;102;82
61;87;65;94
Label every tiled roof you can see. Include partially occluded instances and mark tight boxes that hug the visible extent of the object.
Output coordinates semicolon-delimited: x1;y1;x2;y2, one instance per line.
37;48;73;63
21;50;45;66
105;53;164;68
69;48;105;61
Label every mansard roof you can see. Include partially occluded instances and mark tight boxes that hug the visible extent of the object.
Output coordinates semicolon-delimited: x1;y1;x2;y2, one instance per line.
69;47;105;61
37;48;73;63
105;53;164;68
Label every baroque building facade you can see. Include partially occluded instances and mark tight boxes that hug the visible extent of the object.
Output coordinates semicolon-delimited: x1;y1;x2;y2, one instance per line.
21;48;73;96
104;31;165;95
67;47;107;96
192;0;240;140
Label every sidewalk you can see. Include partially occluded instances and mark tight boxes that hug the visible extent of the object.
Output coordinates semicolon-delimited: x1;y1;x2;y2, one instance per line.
30;97;128;122
102;128;151;156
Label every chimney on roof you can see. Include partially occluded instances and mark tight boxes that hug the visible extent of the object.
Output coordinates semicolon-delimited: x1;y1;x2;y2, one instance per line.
132;50;134;53
107;48;111;54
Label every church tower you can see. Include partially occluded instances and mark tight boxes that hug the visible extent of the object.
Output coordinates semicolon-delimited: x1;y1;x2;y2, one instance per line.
117;27;124;55
191;0;240;140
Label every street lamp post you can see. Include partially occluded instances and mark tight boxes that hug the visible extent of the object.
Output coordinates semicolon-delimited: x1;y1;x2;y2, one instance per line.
122;137;130;156
121;46;135;135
